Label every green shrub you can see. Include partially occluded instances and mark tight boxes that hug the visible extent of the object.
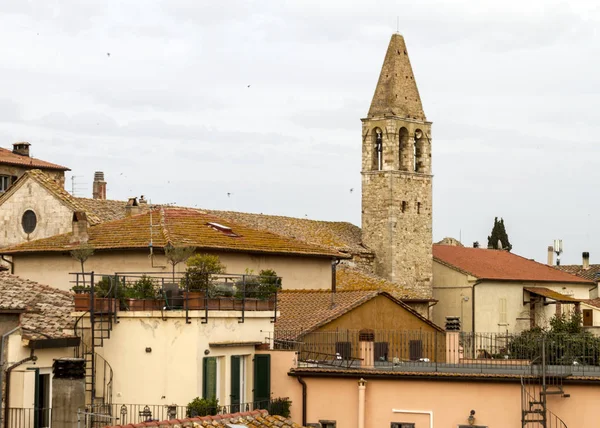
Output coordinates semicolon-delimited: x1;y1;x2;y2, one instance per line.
127;275;157;299
268;397;291;418
186;397;220;417
184;254;226;292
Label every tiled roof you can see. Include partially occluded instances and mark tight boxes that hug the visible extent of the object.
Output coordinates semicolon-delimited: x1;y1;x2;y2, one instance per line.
0;169;148;225
0;147;69;171
206;209;370;255
336;264;429;300
1;207;345;258
524;287;582;303
583;298;600;309
433;245;593;284
0;273;75;340
103;410;304;428
275;289;443;338
556;264;600;282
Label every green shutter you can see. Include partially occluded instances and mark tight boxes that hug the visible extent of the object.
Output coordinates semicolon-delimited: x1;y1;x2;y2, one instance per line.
202;357;217;399
253;354;270;405
230;356;241;409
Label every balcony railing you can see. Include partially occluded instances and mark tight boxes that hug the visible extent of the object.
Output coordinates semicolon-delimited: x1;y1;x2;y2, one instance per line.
6;407;51;428
273;329;600;377
71;271;280;322
85;399;290;425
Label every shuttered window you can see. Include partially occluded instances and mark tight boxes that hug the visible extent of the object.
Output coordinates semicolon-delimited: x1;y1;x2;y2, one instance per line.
202;357;217;400
499;298;507;324
253;354;270;405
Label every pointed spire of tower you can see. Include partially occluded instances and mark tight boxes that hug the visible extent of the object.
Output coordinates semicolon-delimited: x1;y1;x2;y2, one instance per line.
367;34;426;121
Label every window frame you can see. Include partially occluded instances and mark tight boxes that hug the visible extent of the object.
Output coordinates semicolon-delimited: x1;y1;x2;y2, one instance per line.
0;175;9;192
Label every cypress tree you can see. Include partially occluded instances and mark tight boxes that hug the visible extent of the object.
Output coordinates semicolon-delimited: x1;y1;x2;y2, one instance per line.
487;217;512;251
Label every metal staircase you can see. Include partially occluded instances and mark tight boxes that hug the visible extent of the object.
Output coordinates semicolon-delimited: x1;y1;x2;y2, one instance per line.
521;338;569;428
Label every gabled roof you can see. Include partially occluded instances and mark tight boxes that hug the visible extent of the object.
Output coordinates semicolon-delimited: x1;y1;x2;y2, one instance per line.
0;273;75;340
0;170;147;225
275;289;443;338
433;244;593;285
556;264;600;282
367;33;426;120
103;410;304;428
0;147;69;171
0;207;345;258
336;264;430;300
206;209;370;256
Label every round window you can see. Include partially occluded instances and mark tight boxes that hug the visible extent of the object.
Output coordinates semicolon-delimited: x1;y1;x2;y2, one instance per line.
22;210;37;234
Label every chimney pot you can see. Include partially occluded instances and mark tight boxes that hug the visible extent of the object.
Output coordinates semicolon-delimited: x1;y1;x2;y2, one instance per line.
583;252;590;270
70;211;89;243
12;142;30;157
92;171;107;200
547;246;554;266
125;197;141;216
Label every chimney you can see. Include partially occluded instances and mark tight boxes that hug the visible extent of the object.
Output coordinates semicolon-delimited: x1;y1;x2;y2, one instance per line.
139;195;148;204
125;197;140;216
547;246;554;266
445;316;461;364
92;171;107;200
70;211;89;243
358;329;374;369
12;142;30;157
583;252;590;270
51;358;85;428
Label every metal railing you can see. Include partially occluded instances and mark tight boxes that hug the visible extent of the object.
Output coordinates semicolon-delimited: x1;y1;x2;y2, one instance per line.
71;271;280;323
6;407;51;428
85;398;289;425
273;329;600;376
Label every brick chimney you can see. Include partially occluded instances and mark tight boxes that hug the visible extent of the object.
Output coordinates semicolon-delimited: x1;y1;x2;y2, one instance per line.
583;252;590;270
70;211;89;243
547;246;554;266
12;142;30;157
92;171;107;200
125;197;140;216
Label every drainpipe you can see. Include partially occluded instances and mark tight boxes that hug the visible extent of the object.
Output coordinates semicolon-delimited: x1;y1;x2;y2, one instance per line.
296;376;307;426
471;280;481;357
392;409;433;428
0;326;20;425
4;350;37;426
358;378;367;428
0;256;13;274
331;259;341;292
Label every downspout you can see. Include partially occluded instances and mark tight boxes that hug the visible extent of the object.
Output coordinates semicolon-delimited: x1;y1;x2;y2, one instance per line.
331;259;341;292
4;350;37;426
0;326;20;424
0;256;13;274
296;376;307;426
472;280;481;358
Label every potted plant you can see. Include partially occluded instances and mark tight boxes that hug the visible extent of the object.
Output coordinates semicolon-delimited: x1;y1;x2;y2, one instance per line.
183;254;226;310
72;276;119;312
256;269;280;310
186;397;220;417
123;275;163;311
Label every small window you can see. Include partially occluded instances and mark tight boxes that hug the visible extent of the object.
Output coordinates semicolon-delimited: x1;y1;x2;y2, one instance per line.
401;201;407;213
22;210;37;234
499;298;507;324
207;222;239;237
320;421;336;428
0;175;9;192
417;202;421;214
391;423;415;428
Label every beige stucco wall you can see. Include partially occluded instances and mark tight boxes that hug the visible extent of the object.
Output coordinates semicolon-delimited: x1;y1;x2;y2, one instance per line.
287;375;598;427
10;250;333;292
90;311;273;406
257;350;302;422
432;261;474;331
0;178;73;248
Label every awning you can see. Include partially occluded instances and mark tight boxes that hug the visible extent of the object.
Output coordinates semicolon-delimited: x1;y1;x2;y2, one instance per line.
524;287;581;303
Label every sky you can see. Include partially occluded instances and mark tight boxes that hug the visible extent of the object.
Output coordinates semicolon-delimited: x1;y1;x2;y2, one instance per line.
0;0;599;265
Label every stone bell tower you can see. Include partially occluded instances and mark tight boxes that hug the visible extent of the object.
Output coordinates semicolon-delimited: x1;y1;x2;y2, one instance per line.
361;33;433;297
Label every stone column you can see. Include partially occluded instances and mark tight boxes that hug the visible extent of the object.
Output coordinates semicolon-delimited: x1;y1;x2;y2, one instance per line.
51;358;85;428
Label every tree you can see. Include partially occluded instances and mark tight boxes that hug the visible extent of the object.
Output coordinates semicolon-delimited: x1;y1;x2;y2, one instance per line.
164;245;196;283
487;217;512;251
70;243;95;286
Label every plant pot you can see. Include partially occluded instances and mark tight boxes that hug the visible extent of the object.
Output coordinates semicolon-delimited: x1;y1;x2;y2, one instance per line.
233;300;245;311
207;298;220;310
218;297;235;310
241;299;258;311
183;291;206;310
125;299;164;311
256;299;271;311
73;295;115;313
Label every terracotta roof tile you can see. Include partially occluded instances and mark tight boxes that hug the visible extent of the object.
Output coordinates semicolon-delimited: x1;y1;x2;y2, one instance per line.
206;209;370;255
1;207;345;258
275;289;443;338
524;287;582;303
583;298;600;309
556;264;600;281
102;410;305;428
0;273;74;340
0;147;69;171
433;245;594;284
336;264;429;299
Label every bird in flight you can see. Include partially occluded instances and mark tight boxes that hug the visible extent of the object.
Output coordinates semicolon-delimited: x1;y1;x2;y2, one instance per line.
227;192;232;198
350;188;354;193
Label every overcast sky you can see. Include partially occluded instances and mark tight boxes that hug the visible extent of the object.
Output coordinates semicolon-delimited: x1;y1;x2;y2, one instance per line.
0;0;599;264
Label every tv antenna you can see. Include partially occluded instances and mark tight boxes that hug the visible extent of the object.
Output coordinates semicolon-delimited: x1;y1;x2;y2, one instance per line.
70;175;86;197
553;239;563;266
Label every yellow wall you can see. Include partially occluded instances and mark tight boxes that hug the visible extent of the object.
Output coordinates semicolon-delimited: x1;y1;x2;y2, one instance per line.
11;250;333;292
432;261;474;331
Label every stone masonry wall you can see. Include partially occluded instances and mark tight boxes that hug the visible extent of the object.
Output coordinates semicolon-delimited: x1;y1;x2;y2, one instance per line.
0;179;73;247
0;165;65;189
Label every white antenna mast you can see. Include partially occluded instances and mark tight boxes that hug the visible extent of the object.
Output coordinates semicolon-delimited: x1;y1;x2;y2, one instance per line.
553;239;563;266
